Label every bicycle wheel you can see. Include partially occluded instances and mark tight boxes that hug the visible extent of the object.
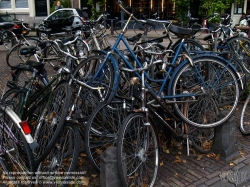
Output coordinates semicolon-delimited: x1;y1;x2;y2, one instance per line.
227;36;250;74
154;22;166;36
2;88;26;115
240;94;250;135
84;99;130;172
37;122;80;187
133;22;145;35
6;43;31;67
191;23;202;37
189;126;214;153
33;82;72;163
12;66;48;88
2;30;18;50
117;113;159;187
171;56;239;128
114;21;127;34
43;40;64;68
74;38;89;59
0;107;35;186
72;54;115;103
98;34;119;50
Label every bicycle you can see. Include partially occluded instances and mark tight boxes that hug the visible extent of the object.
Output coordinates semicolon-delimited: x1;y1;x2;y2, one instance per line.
82;1;240;128
133;13;165;35
3;58;72;164
116;59;215;186
0;102;37;186
240;93;250;135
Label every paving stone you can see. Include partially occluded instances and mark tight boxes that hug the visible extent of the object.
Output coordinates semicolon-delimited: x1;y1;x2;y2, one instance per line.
204;176;221;185
233;157;246;164
187;169;203;179
169;177;185;187
232;162;246;171
184;173;197;181
243;158;250;164
206;171;221;179
192;177;208;186
195;167;211;176
197;184;208;187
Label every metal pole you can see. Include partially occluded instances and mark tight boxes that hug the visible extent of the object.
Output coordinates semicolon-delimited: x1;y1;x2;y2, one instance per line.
121;1;124;23
158;0;160;18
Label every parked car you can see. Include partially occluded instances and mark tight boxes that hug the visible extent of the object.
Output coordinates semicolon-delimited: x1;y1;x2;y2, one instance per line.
37;8;88;35
0;14;30;38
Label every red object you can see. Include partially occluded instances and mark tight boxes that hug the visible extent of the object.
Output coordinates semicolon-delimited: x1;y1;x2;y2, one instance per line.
13;24;20;29
19;121;31;134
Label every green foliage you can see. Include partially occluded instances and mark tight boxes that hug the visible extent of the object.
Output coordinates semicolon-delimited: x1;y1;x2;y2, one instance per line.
173;0;244;23
173;0;192;24
50;0;72;14
87;0;106;19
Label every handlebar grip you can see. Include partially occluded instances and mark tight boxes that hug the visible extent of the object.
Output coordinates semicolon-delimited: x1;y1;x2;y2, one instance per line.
118;1;139;21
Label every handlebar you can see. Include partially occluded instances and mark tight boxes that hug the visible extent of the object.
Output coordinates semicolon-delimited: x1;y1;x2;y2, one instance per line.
21;19;31;31
118;1;139;22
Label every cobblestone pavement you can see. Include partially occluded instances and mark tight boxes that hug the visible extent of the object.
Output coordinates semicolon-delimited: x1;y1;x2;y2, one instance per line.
1;31;250;187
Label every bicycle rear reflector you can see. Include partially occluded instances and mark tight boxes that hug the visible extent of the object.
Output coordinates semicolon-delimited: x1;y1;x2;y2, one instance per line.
20;121;31;134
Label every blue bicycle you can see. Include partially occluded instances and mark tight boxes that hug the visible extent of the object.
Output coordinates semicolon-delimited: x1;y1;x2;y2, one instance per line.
78;2;240;128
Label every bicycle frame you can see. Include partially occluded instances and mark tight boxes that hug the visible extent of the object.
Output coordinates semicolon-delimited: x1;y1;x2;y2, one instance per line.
90;17;201;103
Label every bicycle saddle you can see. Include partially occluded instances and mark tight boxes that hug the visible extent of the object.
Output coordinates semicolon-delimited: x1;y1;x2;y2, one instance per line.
20;46;38;55
169;24;193;38
127;33;142;43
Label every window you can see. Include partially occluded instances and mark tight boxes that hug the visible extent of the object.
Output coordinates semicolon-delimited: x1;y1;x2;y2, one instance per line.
0;0;11;9
48;10;74;20
0;0;28;9
15;0;28;8
234;2;244;14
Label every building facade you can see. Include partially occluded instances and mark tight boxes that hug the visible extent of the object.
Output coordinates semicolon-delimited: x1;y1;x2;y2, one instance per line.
0;0;249;27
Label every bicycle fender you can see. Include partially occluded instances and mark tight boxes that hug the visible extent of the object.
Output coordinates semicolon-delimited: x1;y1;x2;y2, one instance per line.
0;106;39;150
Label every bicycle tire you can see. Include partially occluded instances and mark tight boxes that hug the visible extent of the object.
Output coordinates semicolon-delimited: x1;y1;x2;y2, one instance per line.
240;94;250;135
189;126;215;153
43;40;64;68
227;36;250;74
154;22;166;36
114;21;127;34
0;106;35;186
191;23;202;37
72;54;115;103
37;122;80;186
12;66;48;88
33;82;72;163
74;38;89;59
117;112;159;187
133;22;145;35
84;99;130;172
2;30;18;50
6;43;31;67
171;56;239;128
2;88;27;116
101;34;120;50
